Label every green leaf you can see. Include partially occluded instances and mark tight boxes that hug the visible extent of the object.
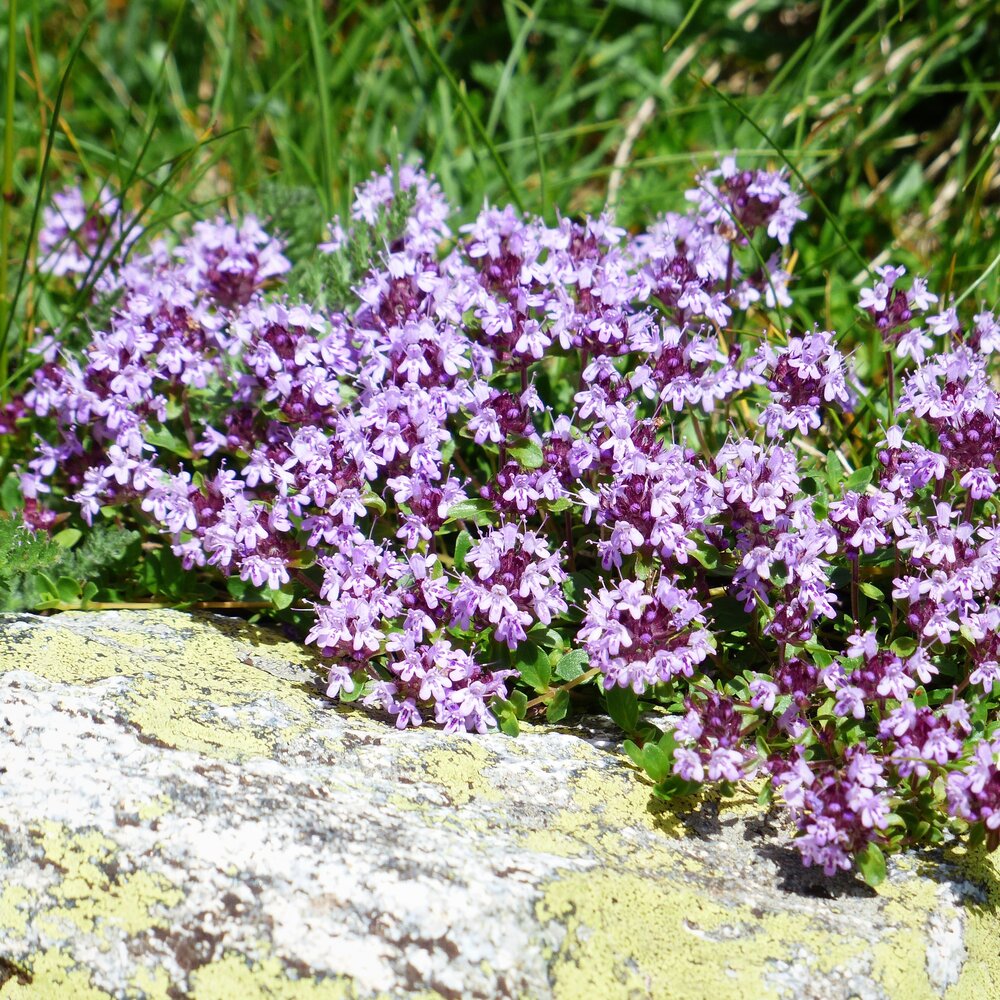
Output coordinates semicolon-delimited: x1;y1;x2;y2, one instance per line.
56;576;80;603
545;688;570;723
544;497;573;513
527;624;563;649
652;775;701;802
508;437;544;470
36;572;60;602
859;582;883;600
453;529;473;572
267;588;295;610
802;642;834;668
890;636;917;657
362;491;387;516
144;424;194;459
825;449;842;490
516;641;552;692
554;648;589;681
633;552;651;581
605;686;639;733
339;673;371;704
623;739;644;769
509;690;529;719
499;713;520;737
691;546;718;570
1;475;24;512
444;498;496;526
856;842;887;887
53;528;83;549
844;465;873;493
640;743;672;783
227;575;258;601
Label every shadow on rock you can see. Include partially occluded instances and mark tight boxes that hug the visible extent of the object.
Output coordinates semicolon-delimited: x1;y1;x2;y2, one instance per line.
755;842;877;899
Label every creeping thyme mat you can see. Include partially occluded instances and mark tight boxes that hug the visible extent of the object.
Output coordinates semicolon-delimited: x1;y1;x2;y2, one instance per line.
9;160;1000;888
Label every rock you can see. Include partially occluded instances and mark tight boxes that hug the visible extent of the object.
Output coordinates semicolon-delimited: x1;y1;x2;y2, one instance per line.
1;610;998;999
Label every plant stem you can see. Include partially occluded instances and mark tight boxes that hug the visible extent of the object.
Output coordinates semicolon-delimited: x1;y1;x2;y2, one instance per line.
0;0;17;400
525;666;601;710
850;554;860;625
884;349;895;417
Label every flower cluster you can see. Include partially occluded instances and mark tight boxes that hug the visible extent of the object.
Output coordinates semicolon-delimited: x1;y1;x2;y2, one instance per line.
16;159;1000;882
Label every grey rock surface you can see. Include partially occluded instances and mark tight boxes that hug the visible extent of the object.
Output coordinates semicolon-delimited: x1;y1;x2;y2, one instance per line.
1;609;998;999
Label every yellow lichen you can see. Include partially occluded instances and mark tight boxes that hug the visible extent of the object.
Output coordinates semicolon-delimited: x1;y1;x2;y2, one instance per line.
127;963;173;1000
415;743;503;806
539;868;948;1000
0;885;32;937
135;794;173;822
0;612;324;759
28;823;183;938
188;954;354;999
0;947;109;999
944;848;1000;998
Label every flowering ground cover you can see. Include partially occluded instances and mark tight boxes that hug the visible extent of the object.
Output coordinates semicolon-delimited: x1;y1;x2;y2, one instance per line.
0;3;997;888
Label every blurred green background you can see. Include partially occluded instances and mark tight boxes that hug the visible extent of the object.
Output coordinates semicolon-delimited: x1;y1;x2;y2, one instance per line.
1;0;997;362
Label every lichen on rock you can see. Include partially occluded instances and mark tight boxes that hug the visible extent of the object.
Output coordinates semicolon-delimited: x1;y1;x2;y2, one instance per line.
1;609;998;998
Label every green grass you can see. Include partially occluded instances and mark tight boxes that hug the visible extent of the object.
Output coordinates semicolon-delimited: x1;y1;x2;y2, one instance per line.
0;0;997;394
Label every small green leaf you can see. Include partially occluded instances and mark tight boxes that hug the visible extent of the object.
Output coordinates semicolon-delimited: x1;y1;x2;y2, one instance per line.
509;689;529;719
891;636;918;656
35;572;60;601
691;546;718;570
453;530;473;572
444;498;496;526
859;582;883;600
803;642;835;668
267;588;295;610
56;576;80;603
546;688;570;723
0;475;23;512
508;437;543;470
554;648;589;681
144;424;194;459
825;449;841;489
499;713;520;737
640;744;672;783
623;739;644;769
856;842;887;887
516;641;552;692
605;686;639;733
339;673;371;704
544;497;573;513
652;775;701;801
633;553;651;581
53;528;83;549
362;491;387;516
844;465;873;493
